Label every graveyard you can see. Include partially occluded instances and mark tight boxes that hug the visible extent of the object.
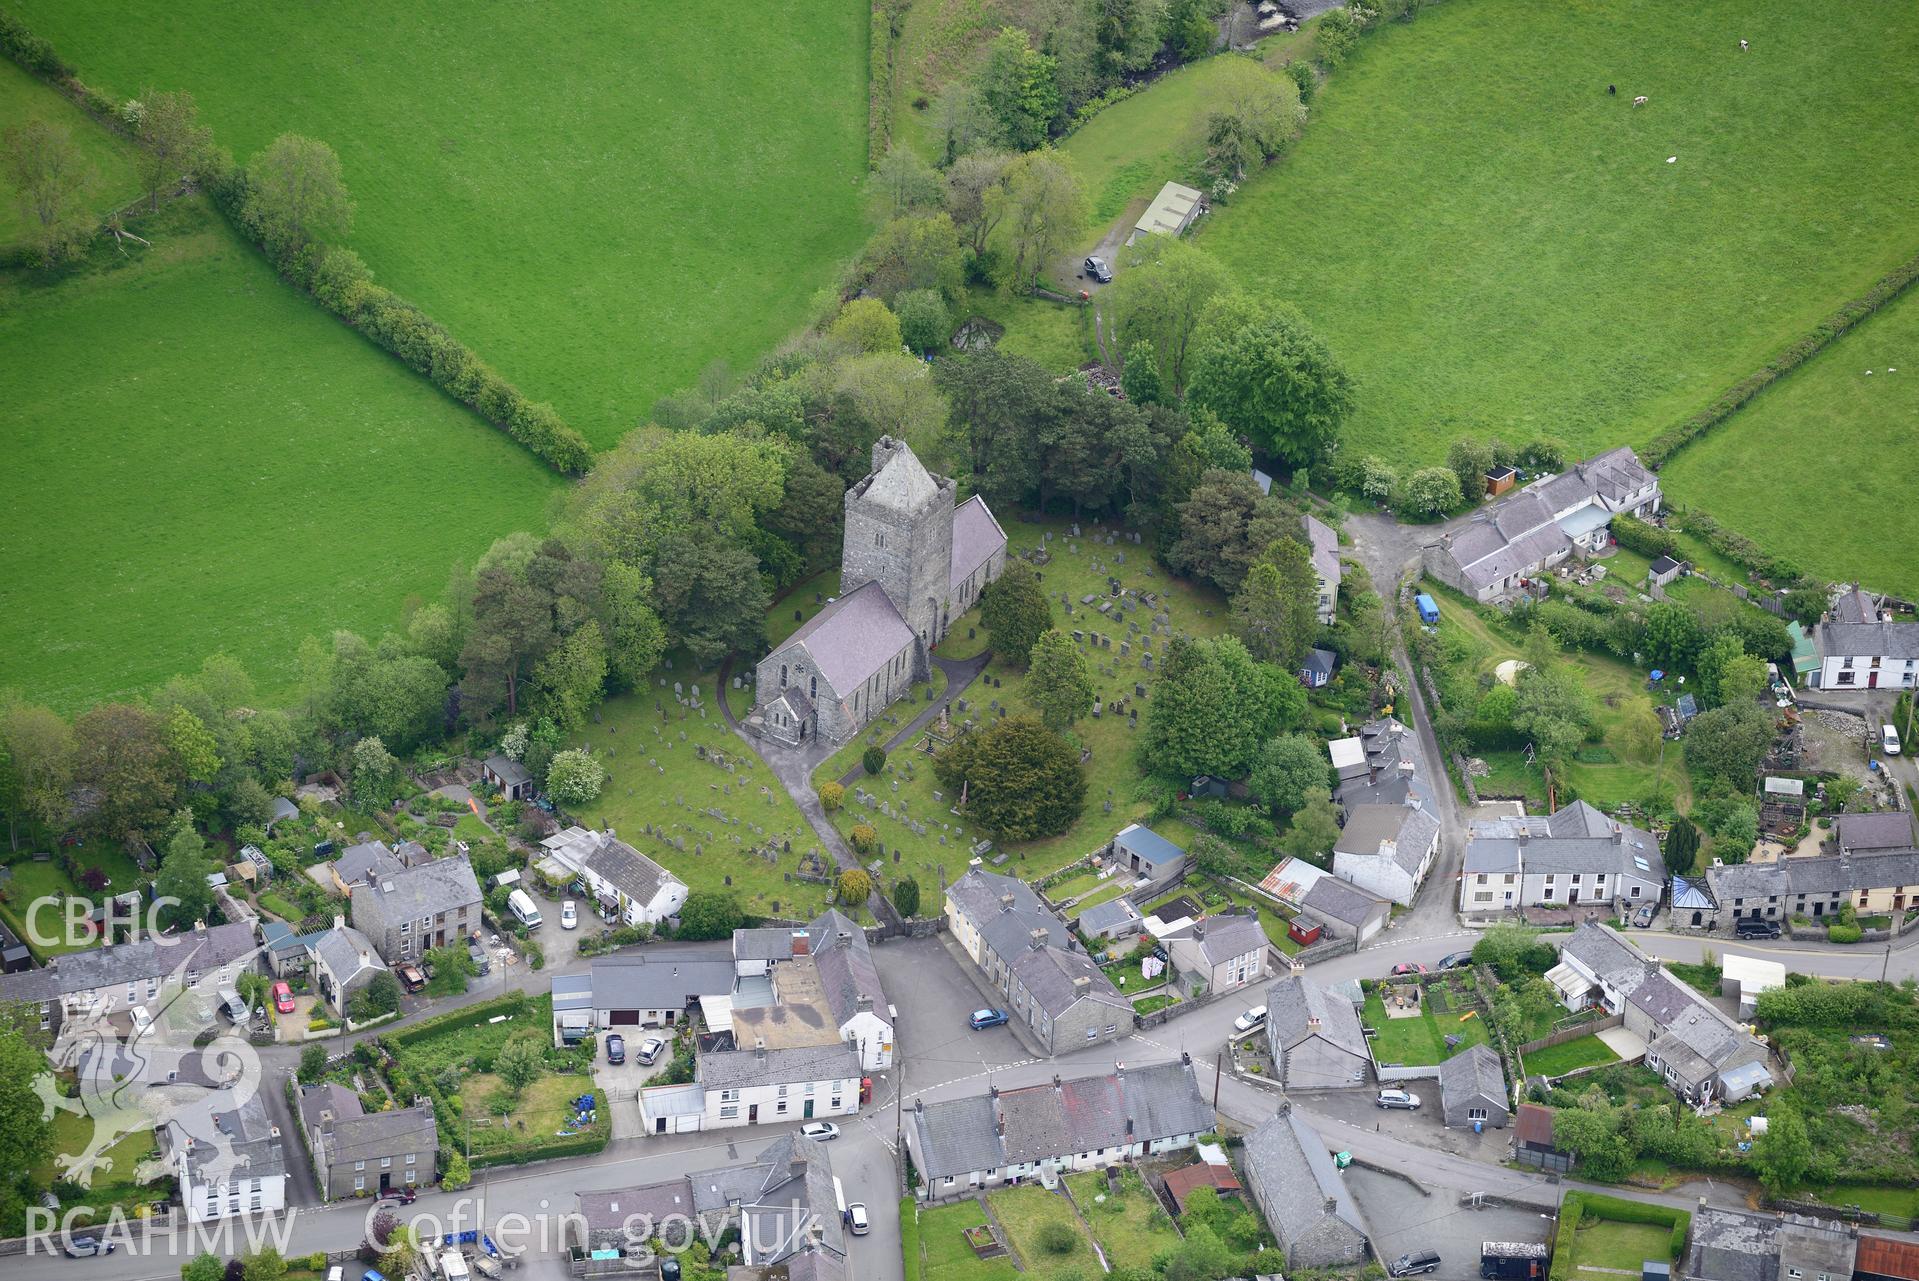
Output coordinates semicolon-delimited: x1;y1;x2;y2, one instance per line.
811;514;1230;910
565;669;857;924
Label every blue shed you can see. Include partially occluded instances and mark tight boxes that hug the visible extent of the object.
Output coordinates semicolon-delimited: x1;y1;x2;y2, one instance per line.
1415;593;1440;625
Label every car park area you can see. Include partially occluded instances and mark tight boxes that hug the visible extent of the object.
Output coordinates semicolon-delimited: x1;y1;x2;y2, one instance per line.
1346;1164;1553;1281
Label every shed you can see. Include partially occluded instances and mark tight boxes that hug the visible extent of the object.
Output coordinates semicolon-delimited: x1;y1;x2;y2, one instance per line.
1112;824;1186;876
1485;467;1517;497
1719;953;1785;1017
1437;1042;1509;1130
1648;555;1684;587
268;796;300;830
483;754;534;801
1300;648;1338;689
1676;694;1699;722
1762;777;1804;798
1415;594;1440;625
1128;181;1204;244
1717;1059;1773;1103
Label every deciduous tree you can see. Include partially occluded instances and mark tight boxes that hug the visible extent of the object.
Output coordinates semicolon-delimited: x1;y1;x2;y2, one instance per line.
242;134;353;256
71;702;179;841
1204;57;1304;181
1247;733;1329;815
1143;634;1299;779
977;27;1061;151
830;298;903;354
1684;703;1773;787
943;150;1014;257
134;89;212;210
861;215;965;305
1403;466;1463;516
1107;237;1231;397
1278;787;1340;864
544;749;607;807
988;149;1085;292
676;891;744;941
895;288;952;354
155;810;217;928
2;118;93;265
0;696;74;845
1188;295;1354;469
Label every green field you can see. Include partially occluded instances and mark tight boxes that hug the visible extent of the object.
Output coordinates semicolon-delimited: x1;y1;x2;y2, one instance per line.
1661;284;1919;599
1199;0;1919;467
0;60;144;252
12;0;873;448
0;196;558;709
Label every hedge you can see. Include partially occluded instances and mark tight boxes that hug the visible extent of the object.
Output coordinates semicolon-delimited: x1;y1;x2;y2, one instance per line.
384;991;535;1049
868;0;907;163
1644;247;1919;467
467;1106;609;1170
0;9;591;477
1610;515;1678;561
1665;504;1810;590
899;1196;923;1281
1550;1191;1691;1281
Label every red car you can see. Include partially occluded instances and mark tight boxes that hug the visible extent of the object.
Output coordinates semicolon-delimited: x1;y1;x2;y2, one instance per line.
272;981;295;1014
1389;962;1428;977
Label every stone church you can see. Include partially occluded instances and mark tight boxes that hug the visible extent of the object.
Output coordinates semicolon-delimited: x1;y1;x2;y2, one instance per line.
747;437;1007;747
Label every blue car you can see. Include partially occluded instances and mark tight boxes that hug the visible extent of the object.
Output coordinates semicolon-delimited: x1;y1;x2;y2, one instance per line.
970;1008;1009;1030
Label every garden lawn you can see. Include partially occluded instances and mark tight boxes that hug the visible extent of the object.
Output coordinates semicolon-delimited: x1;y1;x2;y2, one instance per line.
34;1108;158;1210
13;0;873;449
1567;1220;1675;1273
1099;951;1165;995
567;684;843;923
1521;1033;1620;1078
1198;0;1919;468
1066;1168;1180;1263
0;847;147;958
1660;283;1919;600
1361;988;1489;1067
916;1198;1021;1281
962;288;1096;372
0;196;558;711
0;60;144;252
1426;582;1691;812
987;1185;1098;1281
814;515;1228;915
257;892;301;923
460;1072;597;1159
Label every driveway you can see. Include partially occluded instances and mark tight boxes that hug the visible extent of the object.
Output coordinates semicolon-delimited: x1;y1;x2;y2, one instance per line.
593;1038;670;1139
1347;1164;1555;1281
1286;1086;1511;1164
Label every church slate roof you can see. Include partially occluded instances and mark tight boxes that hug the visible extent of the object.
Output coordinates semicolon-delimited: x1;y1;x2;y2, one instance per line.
776;580;916;693
950;494;1007;590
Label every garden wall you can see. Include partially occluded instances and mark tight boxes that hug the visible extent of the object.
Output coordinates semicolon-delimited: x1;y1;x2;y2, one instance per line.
1517;1013;1621;1056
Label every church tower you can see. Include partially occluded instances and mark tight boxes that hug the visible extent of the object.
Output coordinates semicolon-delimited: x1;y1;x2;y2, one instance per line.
841;436;955;675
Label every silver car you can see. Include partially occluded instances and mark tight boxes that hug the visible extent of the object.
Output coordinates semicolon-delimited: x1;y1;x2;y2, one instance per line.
1376;1089;1421;1110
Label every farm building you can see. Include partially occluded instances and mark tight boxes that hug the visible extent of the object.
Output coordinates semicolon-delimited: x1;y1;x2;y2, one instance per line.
1127;181;1204;244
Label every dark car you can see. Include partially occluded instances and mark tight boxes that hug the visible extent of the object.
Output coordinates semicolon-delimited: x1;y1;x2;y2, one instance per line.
606;1033;626;1065
63;1235;116;1257
1083;255;1113;283
1390;1251;1442;1277
970;1008;1009;1030
1633;903;1657;928
1735;917;1781;940
1437;952;1472;970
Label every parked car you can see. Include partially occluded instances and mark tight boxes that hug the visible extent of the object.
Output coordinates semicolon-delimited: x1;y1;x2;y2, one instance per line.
1390;1251;1442;1277
800;1122;840;1141
272;981;295;1014
605;1033;626;1065
1390;962;1428;977
561;900;579;930
1735;917;1782;940
397;964;427;993
325;1268;344;1281
1084;255;1112;283
130;1004;153;1033
1437;953;1472;970
62;1235;115;1257
659;1261;681;1281
1376;1089;1421;1110
637;1036;666;1066
1633;903;1657;928
847;1203;870;1236
1883;723;1902;755
218;987;249;1023
1233;1006;1267;1034
970;1008;1009;1030
468;940;491;974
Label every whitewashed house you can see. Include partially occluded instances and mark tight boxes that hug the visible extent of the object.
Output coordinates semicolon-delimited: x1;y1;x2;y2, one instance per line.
540;826;689;927
1332;801;1440;907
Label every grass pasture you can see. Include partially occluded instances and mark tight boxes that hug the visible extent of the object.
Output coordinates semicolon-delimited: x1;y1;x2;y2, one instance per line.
12;0;873;448
0;60;144;253
0;197;558;710
1660;283;1919;600
1198;0;1919;468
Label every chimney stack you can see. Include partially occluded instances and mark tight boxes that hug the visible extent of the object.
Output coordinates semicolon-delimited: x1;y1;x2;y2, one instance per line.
1030;927;1048;950
1192;920;1205;940
1072;975;1091;993
1307;1016;1321;1031
914;1097;924;1115
1289;957;1305;978
333;914;346;931
1325;1196;1339;1215
1000;892;1016;910
1611;823;1623;844
193;920;206;935
755;1038;767;1060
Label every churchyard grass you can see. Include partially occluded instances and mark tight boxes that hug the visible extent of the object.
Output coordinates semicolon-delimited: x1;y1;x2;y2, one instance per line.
11;0;873;450
0;196;558;711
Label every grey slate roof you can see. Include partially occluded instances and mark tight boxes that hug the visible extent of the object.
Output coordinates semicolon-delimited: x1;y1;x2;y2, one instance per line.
1688;1206;1782;1281
1240;1105;1370;1246
175;1090;285;1184
1558;922;1651;995
1114;824;1186;868
484;754;532;788
1339;768;1436;814
357;853;481;921
1816;620;1919;662
1303;647;1338;680
32;921;259;997
807;908;887;1029
1833;811;1917;854
1833;586;1878;625
1709;861;1788;904
1334;803;1438;876
588;952;735;1011
948;867;1063;959
1303;514;1340;585
1431;448;1655;591
1265;974;1368;1059
909;1060;1212;1180
334;840;405;887
697;1042;861;1091
742;1132;846;1262
777;579;916;694
1466;801;1661;881
577;1177;697;1233
314;926;385;985
1438;1042;1506;1113
733;927;799;963
1180;910;1267;965
1301;876;1388;929
300;1085;436;1165
950;493;1008;592
1076;896;1144;937
1534;446;1657;511
583;836;678;908
1010;943;1126;1017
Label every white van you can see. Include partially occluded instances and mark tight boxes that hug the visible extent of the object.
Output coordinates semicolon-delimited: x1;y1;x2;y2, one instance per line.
1883;723;1902;755
507;888;543;929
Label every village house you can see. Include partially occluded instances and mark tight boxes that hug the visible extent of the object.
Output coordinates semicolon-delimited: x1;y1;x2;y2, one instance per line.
1304;513;1342;623
1832;811;1917;858
1805;586;1919;690
1332;800;1440;907
905;1059;1213;1201
1264;970;1370;1089
1164;909;1269;997
1437;1042;1509;1130
538;826;689;928
550;949;737;1043
305;918;388;1016
167;1090;288;1222
640;1041;863;1135
1459;800;1664;917
1423;446;1662;603
1239;1102;1373;1268
1700;849;1919;931
296;1083;438;1200
347;852;482;964
747;436;1007;746
0;918;259;1038
805;908;893;1070
944;866;1129;1055
1686;1205;1859;1281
